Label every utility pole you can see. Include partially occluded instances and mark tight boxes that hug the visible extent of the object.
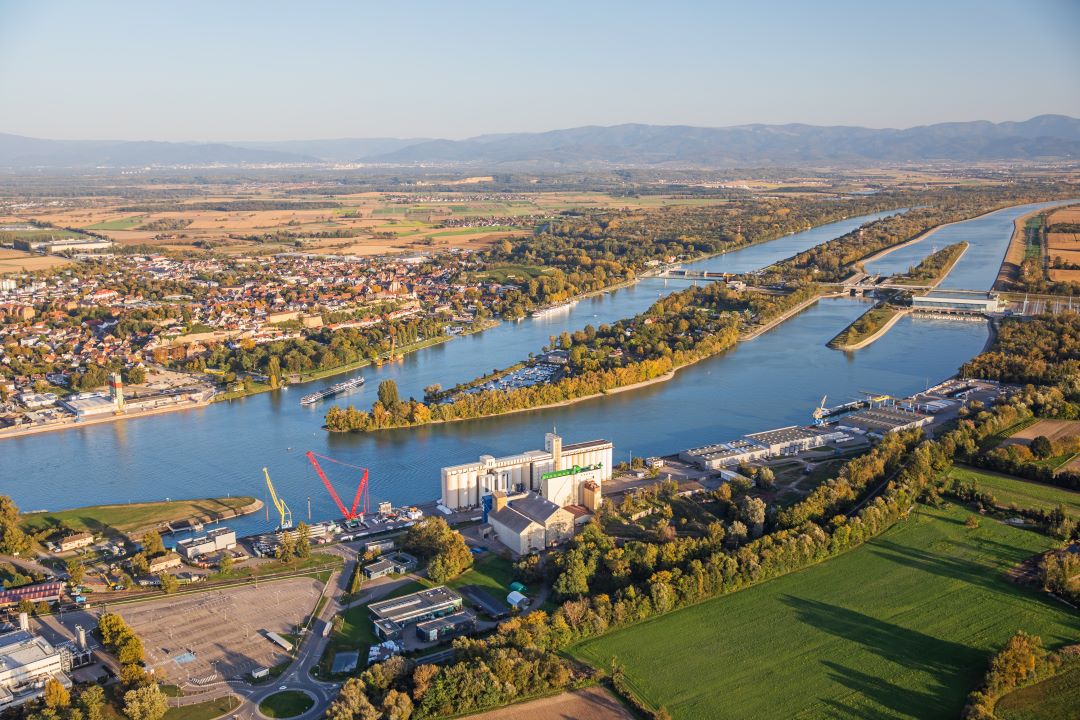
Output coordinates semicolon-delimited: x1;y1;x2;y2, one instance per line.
307;496;311;521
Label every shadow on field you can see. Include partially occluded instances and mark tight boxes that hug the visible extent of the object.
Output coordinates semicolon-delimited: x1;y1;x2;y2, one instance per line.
780;596;982;716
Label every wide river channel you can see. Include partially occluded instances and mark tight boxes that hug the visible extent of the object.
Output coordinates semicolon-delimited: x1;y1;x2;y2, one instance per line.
1;201;1072;534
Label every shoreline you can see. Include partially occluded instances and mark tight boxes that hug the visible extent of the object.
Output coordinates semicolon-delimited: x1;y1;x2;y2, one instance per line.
0;398;215;441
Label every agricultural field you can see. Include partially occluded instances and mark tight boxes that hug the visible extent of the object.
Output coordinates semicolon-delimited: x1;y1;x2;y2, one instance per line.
571;501;1079;720
1047;206;1080;283
948;465;1080;518
994;659;1080;720
0;248;71;272
1001;418;1080;448
4;188;738;259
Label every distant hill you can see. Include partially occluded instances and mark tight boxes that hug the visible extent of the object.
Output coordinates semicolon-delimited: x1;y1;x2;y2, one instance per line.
368;115;1080;167
0;134;316;168
1;115;1077;169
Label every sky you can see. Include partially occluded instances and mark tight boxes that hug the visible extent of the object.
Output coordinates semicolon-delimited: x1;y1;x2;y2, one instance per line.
1;0;1078;142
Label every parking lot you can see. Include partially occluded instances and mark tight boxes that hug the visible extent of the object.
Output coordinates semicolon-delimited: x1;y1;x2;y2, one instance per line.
119;577;323;684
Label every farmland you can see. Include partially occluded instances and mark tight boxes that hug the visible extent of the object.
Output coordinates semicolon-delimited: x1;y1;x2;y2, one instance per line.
571;501;1079;720
948;465;1080;517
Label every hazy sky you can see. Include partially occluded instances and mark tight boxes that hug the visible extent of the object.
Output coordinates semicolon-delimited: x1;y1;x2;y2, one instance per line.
1;0;1078;142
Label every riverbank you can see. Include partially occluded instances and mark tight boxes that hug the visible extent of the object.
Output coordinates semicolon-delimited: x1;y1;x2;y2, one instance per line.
740;292;831;341
828;305;910;351
0;397;214;441
20;496;262;539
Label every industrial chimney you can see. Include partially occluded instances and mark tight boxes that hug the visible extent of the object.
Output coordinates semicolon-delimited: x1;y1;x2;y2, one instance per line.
76;625;87;649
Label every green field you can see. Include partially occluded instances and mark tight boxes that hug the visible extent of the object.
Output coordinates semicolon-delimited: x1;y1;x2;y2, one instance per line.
472;264;550;283
20;497;258;536
258;691;313;718
995;660;1080;720
84;216;145;230
572;502;1079;719
949;465;1080;517
162;695;239;720
447;553;516;596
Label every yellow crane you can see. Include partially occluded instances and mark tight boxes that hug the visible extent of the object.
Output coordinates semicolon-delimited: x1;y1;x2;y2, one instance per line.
263;467;293;530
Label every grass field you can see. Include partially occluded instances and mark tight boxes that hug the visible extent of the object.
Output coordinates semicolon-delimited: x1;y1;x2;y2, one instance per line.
447;553;516;595
84;216;145;230
20;496;258;536
995;660;1080;720
571;501;1080;719
162;696;239;720
948;465;1080;518
472;264;550;282
258;691;313;718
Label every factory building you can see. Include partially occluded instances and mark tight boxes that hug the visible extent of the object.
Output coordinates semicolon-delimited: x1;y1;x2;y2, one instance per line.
176;528;236;560
681;426;849;470
839;407;931;435
0;630;72;709
369;586;464;640
487;491;575;555
0;583;65;610
440;432;613;510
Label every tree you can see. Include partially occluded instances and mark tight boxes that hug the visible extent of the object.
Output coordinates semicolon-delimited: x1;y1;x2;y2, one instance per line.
66;559;86;585
122;685;167;720
124;366;147;385
295;522;311;558
756;466;776;489
80;686;106;720
377;379;399;409
276;532;295;561
117;635;144;665
159;574;179;594
738;496;767;538
142;531;165;557
727;520;748;548
267;355;282;389
553;551;589;598
43;677;70;709
1030;435;1053;459
381;689;413;720
97;613;131;646
130;553;149;577
218;554;234;574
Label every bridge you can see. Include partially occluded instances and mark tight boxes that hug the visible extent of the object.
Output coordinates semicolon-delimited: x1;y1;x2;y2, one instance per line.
659;268;736;280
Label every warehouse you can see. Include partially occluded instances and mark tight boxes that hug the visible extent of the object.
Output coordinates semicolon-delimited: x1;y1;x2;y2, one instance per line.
369;586;463;640
487;491;575;555
441;432;613;510
0;582;64;609
839;407;932;435
745;426;850;455
680;426;848;471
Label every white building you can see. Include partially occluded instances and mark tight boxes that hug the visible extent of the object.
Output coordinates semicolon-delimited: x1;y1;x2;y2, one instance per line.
0;631;72;709
176;528;236;560
440;432;613;510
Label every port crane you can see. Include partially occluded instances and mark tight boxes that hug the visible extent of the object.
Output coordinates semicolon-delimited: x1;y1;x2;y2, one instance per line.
306;451;370;521
263;467;293;530
812;395;829;425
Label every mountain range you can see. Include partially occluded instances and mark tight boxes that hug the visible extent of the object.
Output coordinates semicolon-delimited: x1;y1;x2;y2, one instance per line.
2;115;1078;169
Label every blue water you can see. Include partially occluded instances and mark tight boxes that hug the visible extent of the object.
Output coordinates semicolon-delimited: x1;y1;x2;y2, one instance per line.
0;208;995;535
862;200;1077;290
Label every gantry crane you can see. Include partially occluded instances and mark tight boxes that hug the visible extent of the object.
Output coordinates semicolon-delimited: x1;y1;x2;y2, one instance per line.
263;467;293;530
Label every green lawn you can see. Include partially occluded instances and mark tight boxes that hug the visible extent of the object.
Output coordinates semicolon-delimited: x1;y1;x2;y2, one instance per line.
571;502;1079;720
995;661;1080;720
447;553;516;596
949;465;1080;518
84;216;145;230
471;264;550;283
258;691;313;718
162;696;239;720
20;497;258;536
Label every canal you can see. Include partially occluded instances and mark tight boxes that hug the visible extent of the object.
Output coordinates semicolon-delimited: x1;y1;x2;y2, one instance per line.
0;206;1027;534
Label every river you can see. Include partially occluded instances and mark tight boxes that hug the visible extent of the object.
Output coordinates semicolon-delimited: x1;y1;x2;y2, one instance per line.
0;206;1020;534
862;200;1076;290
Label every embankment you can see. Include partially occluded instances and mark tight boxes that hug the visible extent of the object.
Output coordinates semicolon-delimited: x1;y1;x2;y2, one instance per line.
828;305;910;351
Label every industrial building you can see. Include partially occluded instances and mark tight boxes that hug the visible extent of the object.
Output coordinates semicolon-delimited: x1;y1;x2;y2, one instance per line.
440;432;612;510
0;630;73;709
369;586;464;640
176;528;236;560
487;491;575;555
362;551;418;580
838;407;932;435
415;610;476;642
681;426;849;470
0;582;65;609
911;290;1001;314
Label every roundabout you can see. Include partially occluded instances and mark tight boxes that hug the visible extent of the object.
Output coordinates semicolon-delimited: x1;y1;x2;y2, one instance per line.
258;690;317;718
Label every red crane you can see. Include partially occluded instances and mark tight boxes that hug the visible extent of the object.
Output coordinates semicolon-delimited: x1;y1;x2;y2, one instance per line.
306;451;369;520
